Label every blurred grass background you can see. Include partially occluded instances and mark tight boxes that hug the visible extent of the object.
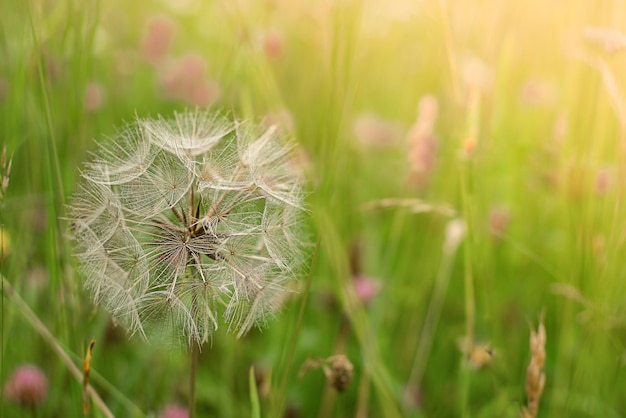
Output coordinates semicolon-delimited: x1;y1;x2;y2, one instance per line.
2;0;626;416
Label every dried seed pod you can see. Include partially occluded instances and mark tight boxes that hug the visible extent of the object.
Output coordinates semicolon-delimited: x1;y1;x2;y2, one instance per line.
324;355;354;392
299;354;354;392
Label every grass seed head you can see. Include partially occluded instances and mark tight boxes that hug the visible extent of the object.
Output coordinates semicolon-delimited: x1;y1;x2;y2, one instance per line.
325;354;354;392
522;315;546;418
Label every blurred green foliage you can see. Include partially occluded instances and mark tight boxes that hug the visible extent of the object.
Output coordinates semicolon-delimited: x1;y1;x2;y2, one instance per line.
2;0;626;417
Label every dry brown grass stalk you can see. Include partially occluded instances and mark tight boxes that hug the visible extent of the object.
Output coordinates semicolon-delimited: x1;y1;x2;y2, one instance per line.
522;315;546;418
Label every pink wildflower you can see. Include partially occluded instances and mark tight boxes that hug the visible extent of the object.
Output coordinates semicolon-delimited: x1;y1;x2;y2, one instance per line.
4;364;48;406
488;206;509;239
159;404;189;418
261;29;285;59
596;167;611;194
142;16;176;63
158;54;220;106
84;82;105;113
352;275;382;306
353;113;401;147
407;96;439;188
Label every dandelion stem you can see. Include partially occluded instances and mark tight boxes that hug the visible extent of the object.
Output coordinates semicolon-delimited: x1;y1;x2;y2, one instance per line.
189;340;199;418
188;271;202;418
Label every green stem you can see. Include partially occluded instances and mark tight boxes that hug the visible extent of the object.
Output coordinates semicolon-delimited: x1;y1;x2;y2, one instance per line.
274;237;320;415
407;235;459;389
459;161;475;348
189;341;199;418
317;315;350;418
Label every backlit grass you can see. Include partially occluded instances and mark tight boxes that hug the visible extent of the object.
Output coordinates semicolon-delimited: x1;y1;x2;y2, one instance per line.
2;1;626;417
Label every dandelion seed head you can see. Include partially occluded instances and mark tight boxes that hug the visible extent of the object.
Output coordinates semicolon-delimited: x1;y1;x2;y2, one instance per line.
69;110;307;345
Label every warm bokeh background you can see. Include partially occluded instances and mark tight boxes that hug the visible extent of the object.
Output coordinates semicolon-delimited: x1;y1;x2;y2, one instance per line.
3;0;626;416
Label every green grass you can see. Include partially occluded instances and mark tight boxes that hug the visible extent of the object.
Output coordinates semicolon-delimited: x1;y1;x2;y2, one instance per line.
2;0;626;417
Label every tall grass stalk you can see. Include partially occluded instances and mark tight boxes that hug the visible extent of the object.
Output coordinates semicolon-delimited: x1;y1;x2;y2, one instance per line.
273;237;319;417
1;276;116;418
407;219;465;394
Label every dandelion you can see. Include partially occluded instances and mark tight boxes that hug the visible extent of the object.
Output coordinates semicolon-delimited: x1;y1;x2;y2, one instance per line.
68;110;307;345
460;55;493;93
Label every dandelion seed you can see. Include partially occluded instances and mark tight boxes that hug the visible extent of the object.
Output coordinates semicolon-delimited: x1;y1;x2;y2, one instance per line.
69;110;307;345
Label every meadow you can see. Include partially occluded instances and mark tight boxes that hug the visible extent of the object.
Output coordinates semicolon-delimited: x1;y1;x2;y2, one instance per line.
2;0;626;417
